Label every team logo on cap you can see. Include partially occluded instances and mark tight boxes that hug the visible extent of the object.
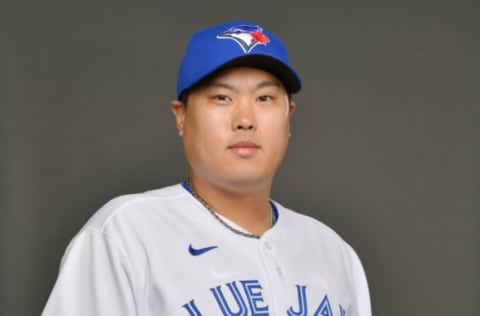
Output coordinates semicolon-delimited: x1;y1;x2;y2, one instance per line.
217;25;270;53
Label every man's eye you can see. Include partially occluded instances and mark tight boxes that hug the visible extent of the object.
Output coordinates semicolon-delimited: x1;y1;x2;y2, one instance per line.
258;95;272;102
214;95;230;102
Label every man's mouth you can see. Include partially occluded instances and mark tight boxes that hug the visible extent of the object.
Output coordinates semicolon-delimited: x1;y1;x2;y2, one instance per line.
228;141;260;157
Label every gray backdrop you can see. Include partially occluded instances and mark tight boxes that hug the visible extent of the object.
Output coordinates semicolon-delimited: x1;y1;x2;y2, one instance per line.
1;1;479;315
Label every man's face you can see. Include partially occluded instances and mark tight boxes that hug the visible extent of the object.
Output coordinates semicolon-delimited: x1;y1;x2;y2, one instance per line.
171;67;296;191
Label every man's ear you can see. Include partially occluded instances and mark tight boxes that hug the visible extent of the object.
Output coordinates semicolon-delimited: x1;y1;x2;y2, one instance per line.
287;100;296;137
171;100;186;136
288;100;296;117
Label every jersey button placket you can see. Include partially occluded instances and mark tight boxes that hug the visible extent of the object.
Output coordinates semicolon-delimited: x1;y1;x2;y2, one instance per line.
262;240;281;275
264;241;273;251
276;266;283;276
259;238;285;315
263;242;282;276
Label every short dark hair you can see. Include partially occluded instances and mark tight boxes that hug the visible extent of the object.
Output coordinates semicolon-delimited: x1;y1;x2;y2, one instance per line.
178;90;189;106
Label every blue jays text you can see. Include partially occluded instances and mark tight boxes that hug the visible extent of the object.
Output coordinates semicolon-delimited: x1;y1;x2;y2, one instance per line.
182;280;347;316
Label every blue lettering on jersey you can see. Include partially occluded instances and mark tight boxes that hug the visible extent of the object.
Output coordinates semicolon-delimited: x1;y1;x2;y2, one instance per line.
182;282;346;316
240;280;269;315
211;281;248;315
313;295;333;316
182;300;202;316
287;285;308;316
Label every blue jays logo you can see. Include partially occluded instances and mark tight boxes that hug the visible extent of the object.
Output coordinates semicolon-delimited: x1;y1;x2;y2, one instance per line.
182;282;348;315
217;25;270;53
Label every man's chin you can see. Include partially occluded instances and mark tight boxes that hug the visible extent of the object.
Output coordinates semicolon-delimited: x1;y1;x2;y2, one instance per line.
222;173;273;190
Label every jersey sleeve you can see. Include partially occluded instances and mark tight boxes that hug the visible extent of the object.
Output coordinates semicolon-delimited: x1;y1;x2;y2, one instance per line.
42;229;137;316
347;244;372;316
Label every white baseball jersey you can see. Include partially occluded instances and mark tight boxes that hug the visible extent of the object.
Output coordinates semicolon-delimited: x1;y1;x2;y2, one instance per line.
42;183;371;316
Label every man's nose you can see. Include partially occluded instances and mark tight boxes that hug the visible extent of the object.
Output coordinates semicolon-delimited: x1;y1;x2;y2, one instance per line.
232;101;256;131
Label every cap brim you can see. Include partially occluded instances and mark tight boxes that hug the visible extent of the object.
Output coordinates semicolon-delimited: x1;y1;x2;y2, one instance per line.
212;54;302;94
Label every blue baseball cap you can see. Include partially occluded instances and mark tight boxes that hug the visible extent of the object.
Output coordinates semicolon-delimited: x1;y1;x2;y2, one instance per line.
176;20;302;99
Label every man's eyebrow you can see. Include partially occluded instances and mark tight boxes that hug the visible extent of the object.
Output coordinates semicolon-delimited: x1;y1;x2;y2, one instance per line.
255;80;282;90
204;82;236;91
203;79;282;91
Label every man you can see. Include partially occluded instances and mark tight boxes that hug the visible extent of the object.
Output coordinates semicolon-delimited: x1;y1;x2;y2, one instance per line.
43;20;371;315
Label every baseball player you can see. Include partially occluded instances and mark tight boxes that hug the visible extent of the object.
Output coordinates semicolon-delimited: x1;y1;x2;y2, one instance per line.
42;20;371;315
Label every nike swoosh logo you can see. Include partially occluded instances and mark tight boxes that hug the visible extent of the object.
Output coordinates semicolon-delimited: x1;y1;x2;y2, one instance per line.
188;244;218;256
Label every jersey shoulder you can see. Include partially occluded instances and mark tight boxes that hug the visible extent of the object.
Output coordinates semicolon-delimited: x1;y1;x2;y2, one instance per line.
274;202;355;252
81;183;189;233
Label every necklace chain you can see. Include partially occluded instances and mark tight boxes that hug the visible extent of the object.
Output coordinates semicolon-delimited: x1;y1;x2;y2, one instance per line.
186;179;273;239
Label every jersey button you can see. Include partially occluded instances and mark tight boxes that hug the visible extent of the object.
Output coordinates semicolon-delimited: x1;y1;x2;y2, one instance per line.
264;241;273;250
276;267;283;276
